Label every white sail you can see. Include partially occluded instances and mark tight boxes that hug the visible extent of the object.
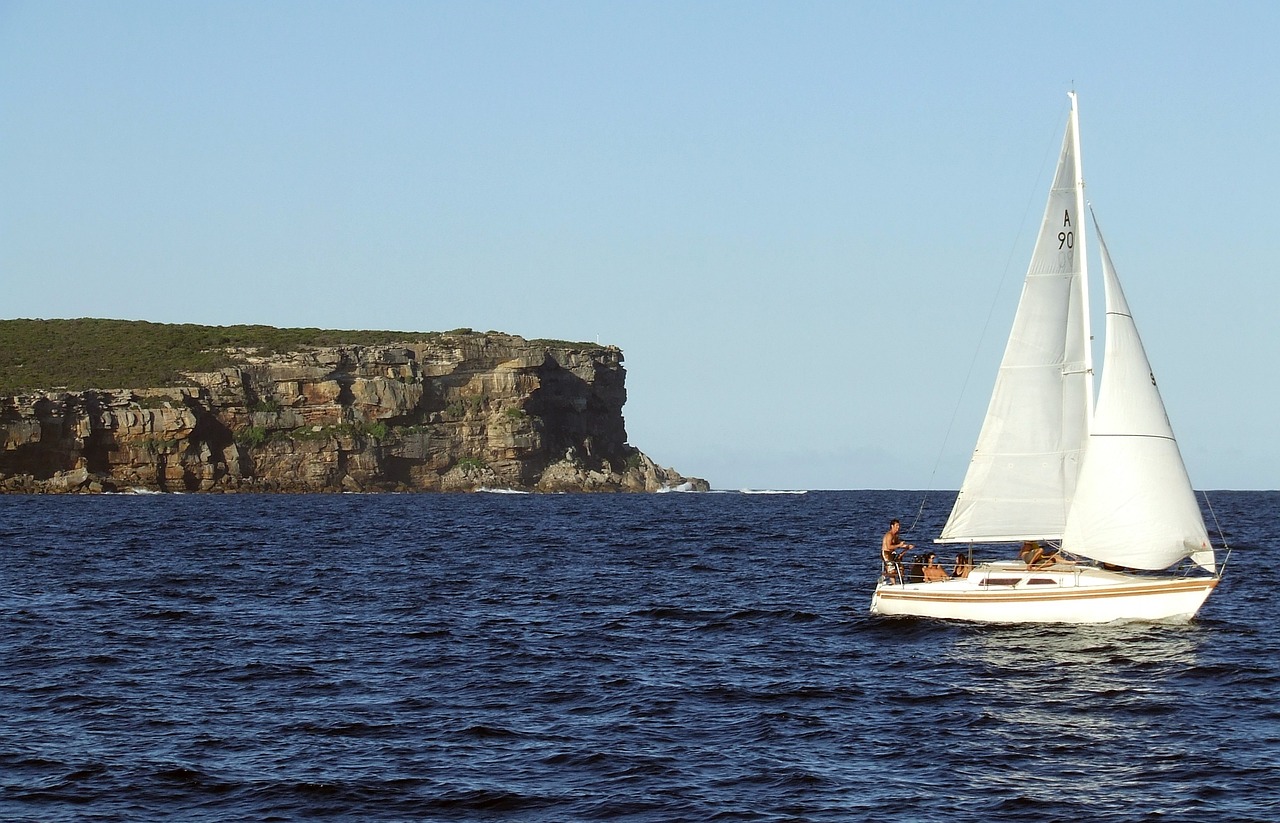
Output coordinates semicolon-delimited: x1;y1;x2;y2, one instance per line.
873;93;1219;624
939;94;1091;544
1061;218;1214;571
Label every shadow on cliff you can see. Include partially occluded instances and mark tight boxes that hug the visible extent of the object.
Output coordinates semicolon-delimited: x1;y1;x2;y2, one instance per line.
524;353;629;478
175;395;237;492
0;397;75;479
81;392;114;475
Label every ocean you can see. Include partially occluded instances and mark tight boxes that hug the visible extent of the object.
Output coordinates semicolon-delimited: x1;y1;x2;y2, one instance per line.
2;490;1277;822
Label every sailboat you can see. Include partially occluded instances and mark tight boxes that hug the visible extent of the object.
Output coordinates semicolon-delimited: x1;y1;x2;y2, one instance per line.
870;92;1220;623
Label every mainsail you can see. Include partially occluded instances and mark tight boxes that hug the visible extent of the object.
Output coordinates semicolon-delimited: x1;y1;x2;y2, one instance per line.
1061;216;1215;571
939;93;1092;544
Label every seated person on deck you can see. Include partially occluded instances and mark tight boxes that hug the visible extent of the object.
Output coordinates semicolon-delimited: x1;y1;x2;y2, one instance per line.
1019;541;1061;569
922;553;950;582
952;553;973;578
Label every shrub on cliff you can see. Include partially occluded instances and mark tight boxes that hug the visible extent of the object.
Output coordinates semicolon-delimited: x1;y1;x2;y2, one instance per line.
236;426;269;448
0;319;595;394
0;319;431;392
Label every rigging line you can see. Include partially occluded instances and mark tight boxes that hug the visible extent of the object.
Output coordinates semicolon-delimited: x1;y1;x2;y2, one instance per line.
1201;490;1229;552
912;102;1068;533
907;494;929;536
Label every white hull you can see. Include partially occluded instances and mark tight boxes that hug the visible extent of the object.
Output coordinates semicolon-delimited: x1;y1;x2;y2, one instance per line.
869;563;1218;624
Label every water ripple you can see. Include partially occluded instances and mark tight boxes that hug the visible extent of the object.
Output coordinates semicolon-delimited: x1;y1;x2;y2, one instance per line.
1;491;1278;821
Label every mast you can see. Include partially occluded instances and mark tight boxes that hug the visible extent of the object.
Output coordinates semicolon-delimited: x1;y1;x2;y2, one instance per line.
1068;91;1095;430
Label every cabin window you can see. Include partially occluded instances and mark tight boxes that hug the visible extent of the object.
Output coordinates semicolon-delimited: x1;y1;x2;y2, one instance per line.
981;578;1020;587
1027;578;1057;586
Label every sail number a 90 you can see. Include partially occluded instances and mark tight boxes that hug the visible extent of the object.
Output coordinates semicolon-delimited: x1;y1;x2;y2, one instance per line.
1056;209;1076;268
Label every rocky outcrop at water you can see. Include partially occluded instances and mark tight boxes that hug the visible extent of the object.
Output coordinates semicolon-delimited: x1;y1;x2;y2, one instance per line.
0;331;707;494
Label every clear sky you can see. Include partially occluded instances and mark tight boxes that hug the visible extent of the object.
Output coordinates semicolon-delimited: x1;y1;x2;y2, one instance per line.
2;1;1276;490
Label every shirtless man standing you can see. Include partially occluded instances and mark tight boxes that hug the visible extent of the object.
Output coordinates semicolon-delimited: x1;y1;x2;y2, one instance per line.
881;518;914;584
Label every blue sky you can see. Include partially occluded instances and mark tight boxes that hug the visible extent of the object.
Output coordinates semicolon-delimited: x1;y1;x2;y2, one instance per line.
2;1;1276;490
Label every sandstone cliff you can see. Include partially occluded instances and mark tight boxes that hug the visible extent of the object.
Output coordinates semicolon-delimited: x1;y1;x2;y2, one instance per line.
0;331;707;494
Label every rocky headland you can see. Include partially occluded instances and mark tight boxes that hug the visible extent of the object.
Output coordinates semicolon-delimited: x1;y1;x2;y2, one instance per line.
0;322;706;494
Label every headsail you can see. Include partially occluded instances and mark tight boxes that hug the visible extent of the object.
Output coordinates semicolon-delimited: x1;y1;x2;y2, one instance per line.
939;93;1092;544
1061;214;1214;571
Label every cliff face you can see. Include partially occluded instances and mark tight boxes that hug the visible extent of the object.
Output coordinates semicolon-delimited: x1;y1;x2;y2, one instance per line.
0;332;706;494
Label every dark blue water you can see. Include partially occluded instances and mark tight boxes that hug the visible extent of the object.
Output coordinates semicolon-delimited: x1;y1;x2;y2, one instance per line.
2;490;1277;822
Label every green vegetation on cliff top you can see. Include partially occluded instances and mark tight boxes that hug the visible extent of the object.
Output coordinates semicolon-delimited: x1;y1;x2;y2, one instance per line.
0;318;593;393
